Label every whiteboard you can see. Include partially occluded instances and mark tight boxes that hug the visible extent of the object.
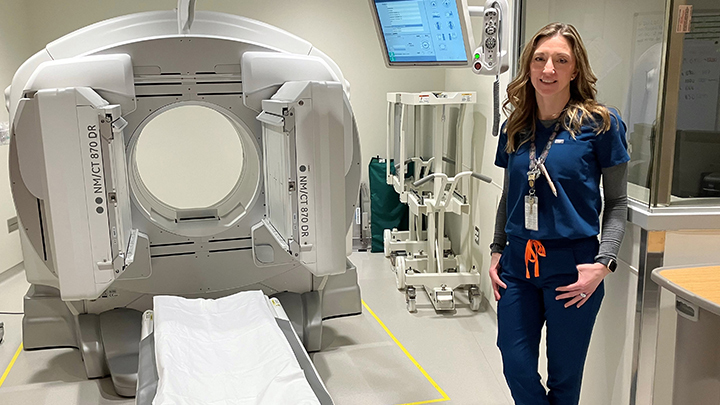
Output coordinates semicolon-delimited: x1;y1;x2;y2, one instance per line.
677;40;720;131
676;12;720;131
631;12;665;67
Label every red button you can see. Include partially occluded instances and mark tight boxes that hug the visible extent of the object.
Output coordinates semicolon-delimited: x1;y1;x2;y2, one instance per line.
474;61;482;70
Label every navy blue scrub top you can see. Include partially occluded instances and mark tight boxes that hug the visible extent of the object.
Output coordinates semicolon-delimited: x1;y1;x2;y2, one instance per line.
494;108;630;241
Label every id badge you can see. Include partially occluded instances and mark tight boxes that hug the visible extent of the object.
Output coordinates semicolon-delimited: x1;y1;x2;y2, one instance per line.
524;195;539;231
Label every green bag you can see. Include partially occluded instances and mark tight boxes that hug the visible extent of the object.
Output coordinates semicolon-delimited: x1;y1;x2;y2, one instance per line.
369;157;408;253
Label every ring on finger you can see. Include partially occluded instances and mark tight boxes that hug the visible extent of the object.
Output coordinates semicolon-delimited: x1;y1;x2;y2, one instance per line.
579;292;587;298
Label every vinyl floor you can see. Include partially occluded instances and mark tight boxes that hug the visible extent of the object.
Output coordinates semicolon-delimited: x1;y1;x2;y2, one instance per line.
0;252;513;405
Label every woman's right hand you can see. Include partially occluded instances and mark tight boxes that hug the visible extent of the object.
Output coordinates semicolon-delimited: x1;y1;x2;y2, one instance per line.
489;252;507;301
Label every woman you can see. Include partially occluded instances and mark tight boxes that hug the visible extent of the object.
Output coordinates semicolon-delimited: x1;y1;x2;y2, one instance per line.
489;22;629;405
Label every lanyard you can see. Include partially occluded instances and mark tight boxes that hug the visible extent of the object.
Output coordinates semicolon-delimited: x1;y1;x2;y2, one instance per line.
527;121;561;195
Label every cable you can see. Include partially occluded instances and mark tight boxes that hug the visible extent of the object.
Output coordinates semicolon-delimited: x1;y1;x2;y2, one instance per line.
0;312;24;315
493;76;500;136
491;0;503;137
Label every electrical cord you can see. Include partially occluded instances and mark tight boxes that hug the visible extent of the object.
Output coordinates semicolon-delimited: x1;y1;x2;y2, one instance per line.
0;312;24;315
493;76;500;136
491;0;503;137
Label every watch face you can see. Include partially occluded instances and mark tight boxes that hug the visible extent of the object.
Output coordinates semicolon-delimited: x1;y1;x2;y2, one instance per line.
608;259;617;271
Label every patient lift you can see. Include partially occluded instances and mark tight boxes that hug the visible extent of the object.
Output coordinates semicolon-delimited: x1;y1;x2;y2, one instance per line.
384;92;491;312
369;0;509;313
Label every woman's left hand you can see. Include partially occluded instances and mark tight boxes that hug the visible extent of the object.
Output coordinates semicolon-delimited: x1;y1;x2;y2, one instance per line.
555;263;612;308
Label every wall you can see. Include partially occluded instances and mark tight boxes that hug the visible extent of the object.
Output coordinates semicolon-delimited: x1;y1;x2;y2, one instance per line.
443;0;516;312
523;0;668;114
0;1;33;275
583;222;641;405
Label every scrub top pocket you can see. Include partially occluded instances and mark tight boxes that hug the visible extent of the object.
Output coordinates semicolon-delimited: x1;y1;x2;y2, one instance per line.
548;141;591;182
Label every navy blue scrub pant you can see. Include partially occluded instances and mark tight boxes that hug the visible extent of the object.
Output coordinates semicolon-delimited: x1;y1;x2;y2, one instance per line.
497;235;604;405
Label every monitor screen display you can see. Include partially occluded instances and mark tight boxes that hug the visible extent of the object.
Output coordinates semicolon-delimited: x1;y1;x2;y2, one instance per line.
371;0;471;66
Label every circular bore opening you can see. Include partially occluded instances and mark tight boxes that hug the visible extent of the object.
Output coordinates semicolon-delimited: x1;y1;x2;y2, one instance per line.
134;105;244;209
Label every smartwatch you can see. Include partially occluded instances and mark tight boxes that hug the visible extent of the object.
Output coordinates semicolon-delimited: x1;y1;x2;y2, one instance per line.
595;256;618;272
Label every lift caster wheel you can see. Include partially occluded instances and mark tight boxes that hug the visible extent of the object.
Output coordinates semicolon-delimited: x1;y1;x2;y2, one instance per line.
395;256;406;290
407;298;416;313
406;286;417;313
469;286;481;311
383;229;392;258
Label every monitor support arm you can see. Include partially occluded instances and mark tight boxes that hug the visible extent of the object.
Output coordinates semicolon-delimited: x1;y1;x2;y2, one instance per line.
467;0;510;137
177;0;196;34
468;0;510;76
467;5;484;16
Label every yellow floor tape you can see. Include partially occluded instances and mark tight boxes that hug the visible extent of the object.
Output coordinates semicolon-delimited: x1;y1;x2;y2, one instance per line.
1;303;451;404
0;343;23;389
361;300;450;405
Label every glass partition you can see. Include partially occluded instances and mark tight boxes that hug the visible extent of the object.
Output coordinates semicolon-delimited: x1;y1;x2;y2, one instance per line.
667;7;720;205
517;0;689;208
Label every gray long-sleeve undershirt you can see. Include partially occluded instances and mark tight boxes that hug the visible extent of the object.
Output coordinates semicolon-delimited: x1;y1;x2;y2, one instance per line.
491;162;629;264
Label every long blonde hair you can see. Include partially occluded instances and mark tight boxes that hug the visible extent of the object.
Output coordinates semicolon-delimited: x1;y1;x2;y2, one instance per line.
502;22;612;152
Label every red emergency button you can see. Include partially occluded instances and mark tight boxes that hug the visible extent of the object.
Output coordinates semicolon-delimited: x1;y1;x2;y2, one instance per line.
474;61;482;70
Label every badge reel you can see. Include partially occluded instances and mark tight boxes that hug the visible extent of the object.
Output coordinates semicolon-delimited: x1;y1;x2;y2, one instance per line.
525;122;560;232
525;170;539;231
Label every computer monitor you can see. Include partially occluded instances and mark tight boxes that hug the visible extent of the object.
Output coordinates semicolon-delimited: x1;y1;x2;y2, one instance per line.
369;0;475;67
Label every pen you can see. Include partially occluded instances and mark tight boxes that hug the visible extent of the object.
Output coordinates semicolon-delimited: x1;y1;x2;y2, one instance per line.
539;162;558;197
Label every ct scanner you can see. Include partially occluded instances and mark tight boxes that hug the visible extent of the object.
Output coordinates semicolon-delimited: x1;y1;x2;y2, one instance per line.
5;1;361;400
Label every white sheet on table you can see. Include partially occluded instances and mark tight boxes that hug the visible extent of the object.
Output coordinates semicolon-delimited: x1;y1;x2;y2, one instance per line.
152;291;320;405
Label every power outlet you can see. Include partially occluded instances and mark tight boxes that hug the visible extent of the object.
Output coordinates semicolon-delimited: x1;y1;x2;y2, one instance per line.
7;216;18;234
474;226;480;245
